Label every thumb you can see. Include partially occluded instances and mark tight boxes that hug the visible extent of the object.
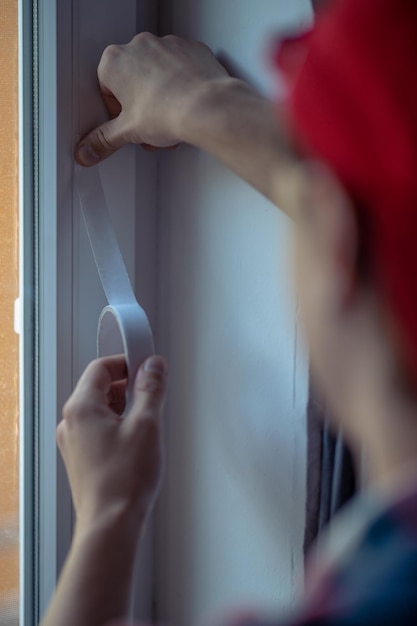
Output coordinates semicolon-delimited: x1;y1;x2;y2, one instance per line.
75;116;129;166
123;356;168;434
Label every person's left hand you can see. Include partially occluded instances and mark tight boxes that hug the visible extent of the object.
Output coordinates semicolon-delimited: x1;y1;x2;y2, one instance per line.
57;354;168;535
75;33;229;166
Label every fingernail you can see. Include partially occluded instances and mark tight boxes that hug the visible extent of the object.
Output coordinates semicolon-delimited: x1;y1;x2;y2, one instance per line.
76;143;100;166
144;356;167;375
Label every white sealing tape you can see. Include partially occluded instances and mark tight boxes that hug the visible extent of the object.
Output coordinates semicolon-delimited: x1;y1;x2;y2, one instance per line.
76;165;154;414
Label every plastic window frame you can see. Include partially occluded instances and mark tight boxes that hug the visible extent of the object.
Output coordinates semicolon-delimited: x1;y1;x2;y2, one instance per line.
30;0;157;622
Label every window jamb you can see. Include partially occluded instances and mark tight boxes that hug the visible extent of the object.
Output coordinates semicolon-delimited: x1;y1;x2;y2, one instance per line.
35;0;157;620
36;0;74;618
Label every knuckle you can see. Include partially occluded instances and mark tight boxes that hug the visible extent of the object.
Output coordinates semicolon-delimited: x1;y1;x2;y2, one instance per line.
94;126;118;155
62;396;83;424
56;421;65;448
132;31;156;46
136;373;165;397
194;40;212;54
98;44;124;84
101;43;123;64
162;34;179;42
62;398;73;421
86;358;101;375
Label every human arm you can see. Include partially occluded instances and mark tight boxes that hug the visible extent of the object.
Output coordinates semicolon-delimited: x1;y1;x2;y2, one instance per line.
75;34;299;215
40;354;168;626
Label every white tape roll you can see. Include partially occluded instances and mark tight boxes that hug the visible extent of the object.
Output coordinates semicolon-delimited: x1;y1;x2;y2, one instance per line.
76;165;154;414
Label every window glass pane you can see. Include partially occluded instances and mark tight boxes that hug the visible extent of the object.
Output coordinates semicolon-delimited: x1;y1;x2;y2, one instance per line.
0;0;20;623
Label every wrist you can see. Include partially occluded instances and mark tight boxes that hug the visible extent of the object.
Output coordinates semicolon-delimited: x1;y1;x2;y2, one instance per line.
74;502;148;548
177;77;251;146
49;505;143;626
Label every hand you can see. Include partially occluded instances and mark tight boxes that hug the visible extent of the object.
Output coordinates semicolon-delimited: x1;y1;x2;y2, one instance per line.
75;33;229;166
57;354;168;535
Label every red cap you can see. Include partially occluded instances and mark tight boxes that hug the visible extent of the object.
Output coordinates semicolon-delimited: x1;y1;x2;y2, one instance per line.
275;0;417;381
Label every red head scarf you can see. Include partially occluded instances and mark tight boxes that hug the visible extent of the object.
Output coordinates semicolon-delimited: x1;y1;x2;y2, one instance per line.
275;0;417;382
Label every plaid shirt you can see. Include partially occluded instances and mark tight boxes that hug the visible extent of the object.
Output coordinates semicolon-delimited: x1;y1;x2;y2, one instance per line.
111;481;417;626
231;483;417;626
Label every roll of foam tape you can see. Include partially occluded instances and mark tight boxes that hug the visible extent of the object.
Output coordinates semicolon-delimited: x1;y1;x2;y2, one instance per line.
76;165;154;414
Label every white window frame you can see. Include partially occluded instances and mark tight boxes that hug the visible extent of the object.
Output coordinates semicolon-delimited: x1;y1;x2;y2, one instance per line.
36;0;74;616
27;0;159;622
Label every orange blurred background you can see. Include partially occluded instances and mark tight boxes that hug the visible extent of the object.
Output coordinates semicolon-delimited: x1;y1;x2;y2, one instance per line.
0;0;20;614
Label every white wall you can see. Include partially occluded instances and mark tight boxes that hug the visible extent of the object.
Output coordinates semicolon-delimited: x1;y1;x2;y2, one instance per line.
155;2;312;625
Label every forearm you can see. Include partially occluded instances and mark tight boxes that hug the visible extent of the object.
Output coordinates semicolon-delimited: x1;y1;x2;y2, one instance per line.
40;515;140;626
179;77;296;214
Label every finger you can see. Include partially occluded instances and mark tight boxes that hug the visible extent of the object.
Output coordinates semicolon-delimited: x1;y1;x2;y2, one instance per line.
124;355;168;432
140;144;160;152
102;90;122;119
76;355;127;398
108;379;127;416
140;143;180;152
75;115;130;166
99;80;122;118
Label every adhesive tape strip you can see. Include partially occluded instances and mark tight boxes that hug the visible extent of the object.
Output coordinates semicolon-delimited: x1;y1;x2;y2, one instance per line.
75;165;154;414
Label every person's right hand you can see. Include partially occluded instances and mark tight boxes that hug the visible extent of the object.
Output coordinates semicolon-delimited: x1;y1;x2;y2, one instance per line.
75;33;229;166
57;354;168;535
